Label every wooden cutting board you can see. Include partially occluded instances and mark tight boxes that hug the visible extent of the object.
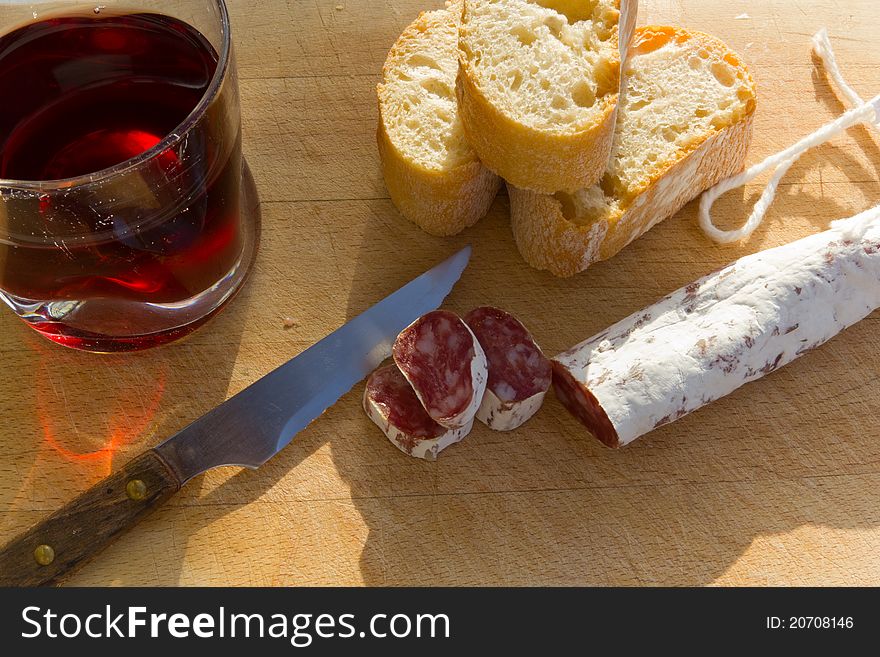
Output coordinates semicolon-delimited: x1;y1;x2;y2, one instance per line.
1;0;879;586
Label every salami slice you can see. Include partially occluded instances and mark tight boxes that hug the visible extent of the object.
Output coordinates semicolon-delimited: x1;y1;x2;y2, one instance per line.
364;364;472;460
392;309;488;429
553;205;880;447
464;306;552;430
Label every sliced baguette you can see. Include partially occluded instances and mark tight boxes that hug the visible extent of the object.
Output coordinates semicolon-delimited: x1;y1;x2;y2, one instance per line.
457;0;637;194
510;26;757;277
378;1;501;236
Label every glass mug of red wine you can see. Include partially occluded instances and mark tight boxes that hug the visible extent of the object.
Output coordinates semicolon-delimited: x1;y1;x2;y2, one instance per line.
0;0;258;352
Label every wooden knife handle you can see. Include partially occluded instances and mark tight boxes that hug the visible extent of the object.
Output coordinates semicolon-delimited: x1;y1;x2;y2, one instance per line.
0;450;181;586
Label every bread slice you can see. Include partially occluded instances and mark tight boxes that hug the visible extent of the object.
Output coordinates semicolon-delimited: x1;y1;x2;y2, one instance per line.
377;1;501;236
457;0;637;194
509;26;757;277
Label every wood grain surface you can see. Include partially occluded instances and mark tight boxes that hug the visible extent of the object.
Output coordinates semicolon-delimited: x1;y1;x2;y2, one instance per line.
1;0;879;586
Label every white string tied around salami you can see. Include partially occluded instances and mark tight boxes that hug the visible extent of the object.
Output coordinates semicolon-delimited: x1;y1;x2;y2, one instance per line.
698;30;880;244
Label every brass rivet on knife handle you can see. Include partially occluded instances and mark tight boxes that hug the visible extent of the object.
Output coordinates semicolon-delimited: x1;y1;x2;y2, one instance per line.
33;544;55;566
126;479;148;501
0;449;182;586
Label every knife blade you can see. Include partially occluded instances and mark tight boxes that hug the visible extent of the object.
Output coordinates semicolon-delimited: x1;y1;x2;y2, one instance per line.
156;244;471;482
0;246;471;586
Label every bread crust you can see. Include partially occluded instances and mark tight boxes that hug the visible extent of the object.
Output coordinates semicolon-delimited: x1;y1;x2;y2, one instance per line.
509;26;757;277
377;117;501;236
456;0;637;194
377;7;501;237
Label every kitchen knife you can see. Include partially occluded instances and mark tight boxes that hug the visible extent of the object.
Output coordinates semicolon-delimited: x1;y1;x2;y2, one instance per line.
0;246;471;586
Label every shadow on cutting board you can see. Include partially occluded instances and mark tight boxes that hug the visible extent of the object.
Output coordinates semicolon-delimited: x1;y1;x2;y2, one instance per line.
29;131;877;586
0;168;263;584
0;303;254;584
20;10;880;584
324;160;880;585
810;54;880;185
70;0;877;586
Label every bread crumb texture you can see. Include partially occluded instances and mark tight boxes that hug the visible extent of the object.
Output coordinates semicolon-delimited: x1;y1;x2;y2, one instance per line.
378;2;474;171
460;0;621;134
560;26;756;224
509;26;757;277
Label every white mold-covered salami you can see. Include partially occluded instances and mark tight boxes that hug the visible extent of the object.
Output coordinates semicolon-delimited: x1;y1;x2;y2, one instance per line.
364;364;473;460
393;309;488;429
465;306;552;430
553;205;880;447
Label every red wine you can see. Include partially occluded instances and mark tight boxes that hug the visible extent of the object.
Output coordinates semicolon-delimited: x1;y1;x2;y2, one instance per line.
0;12;217;181
0;11;244;327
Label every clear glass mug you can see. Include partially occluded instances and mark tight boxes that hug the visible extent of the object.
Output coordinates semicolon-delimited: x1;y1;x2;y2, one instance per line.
0;0;258;352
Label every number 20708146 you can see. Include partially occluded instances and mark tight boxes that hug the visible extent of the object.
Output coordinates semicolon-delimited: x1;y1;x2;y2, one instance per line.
766;617;854;630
